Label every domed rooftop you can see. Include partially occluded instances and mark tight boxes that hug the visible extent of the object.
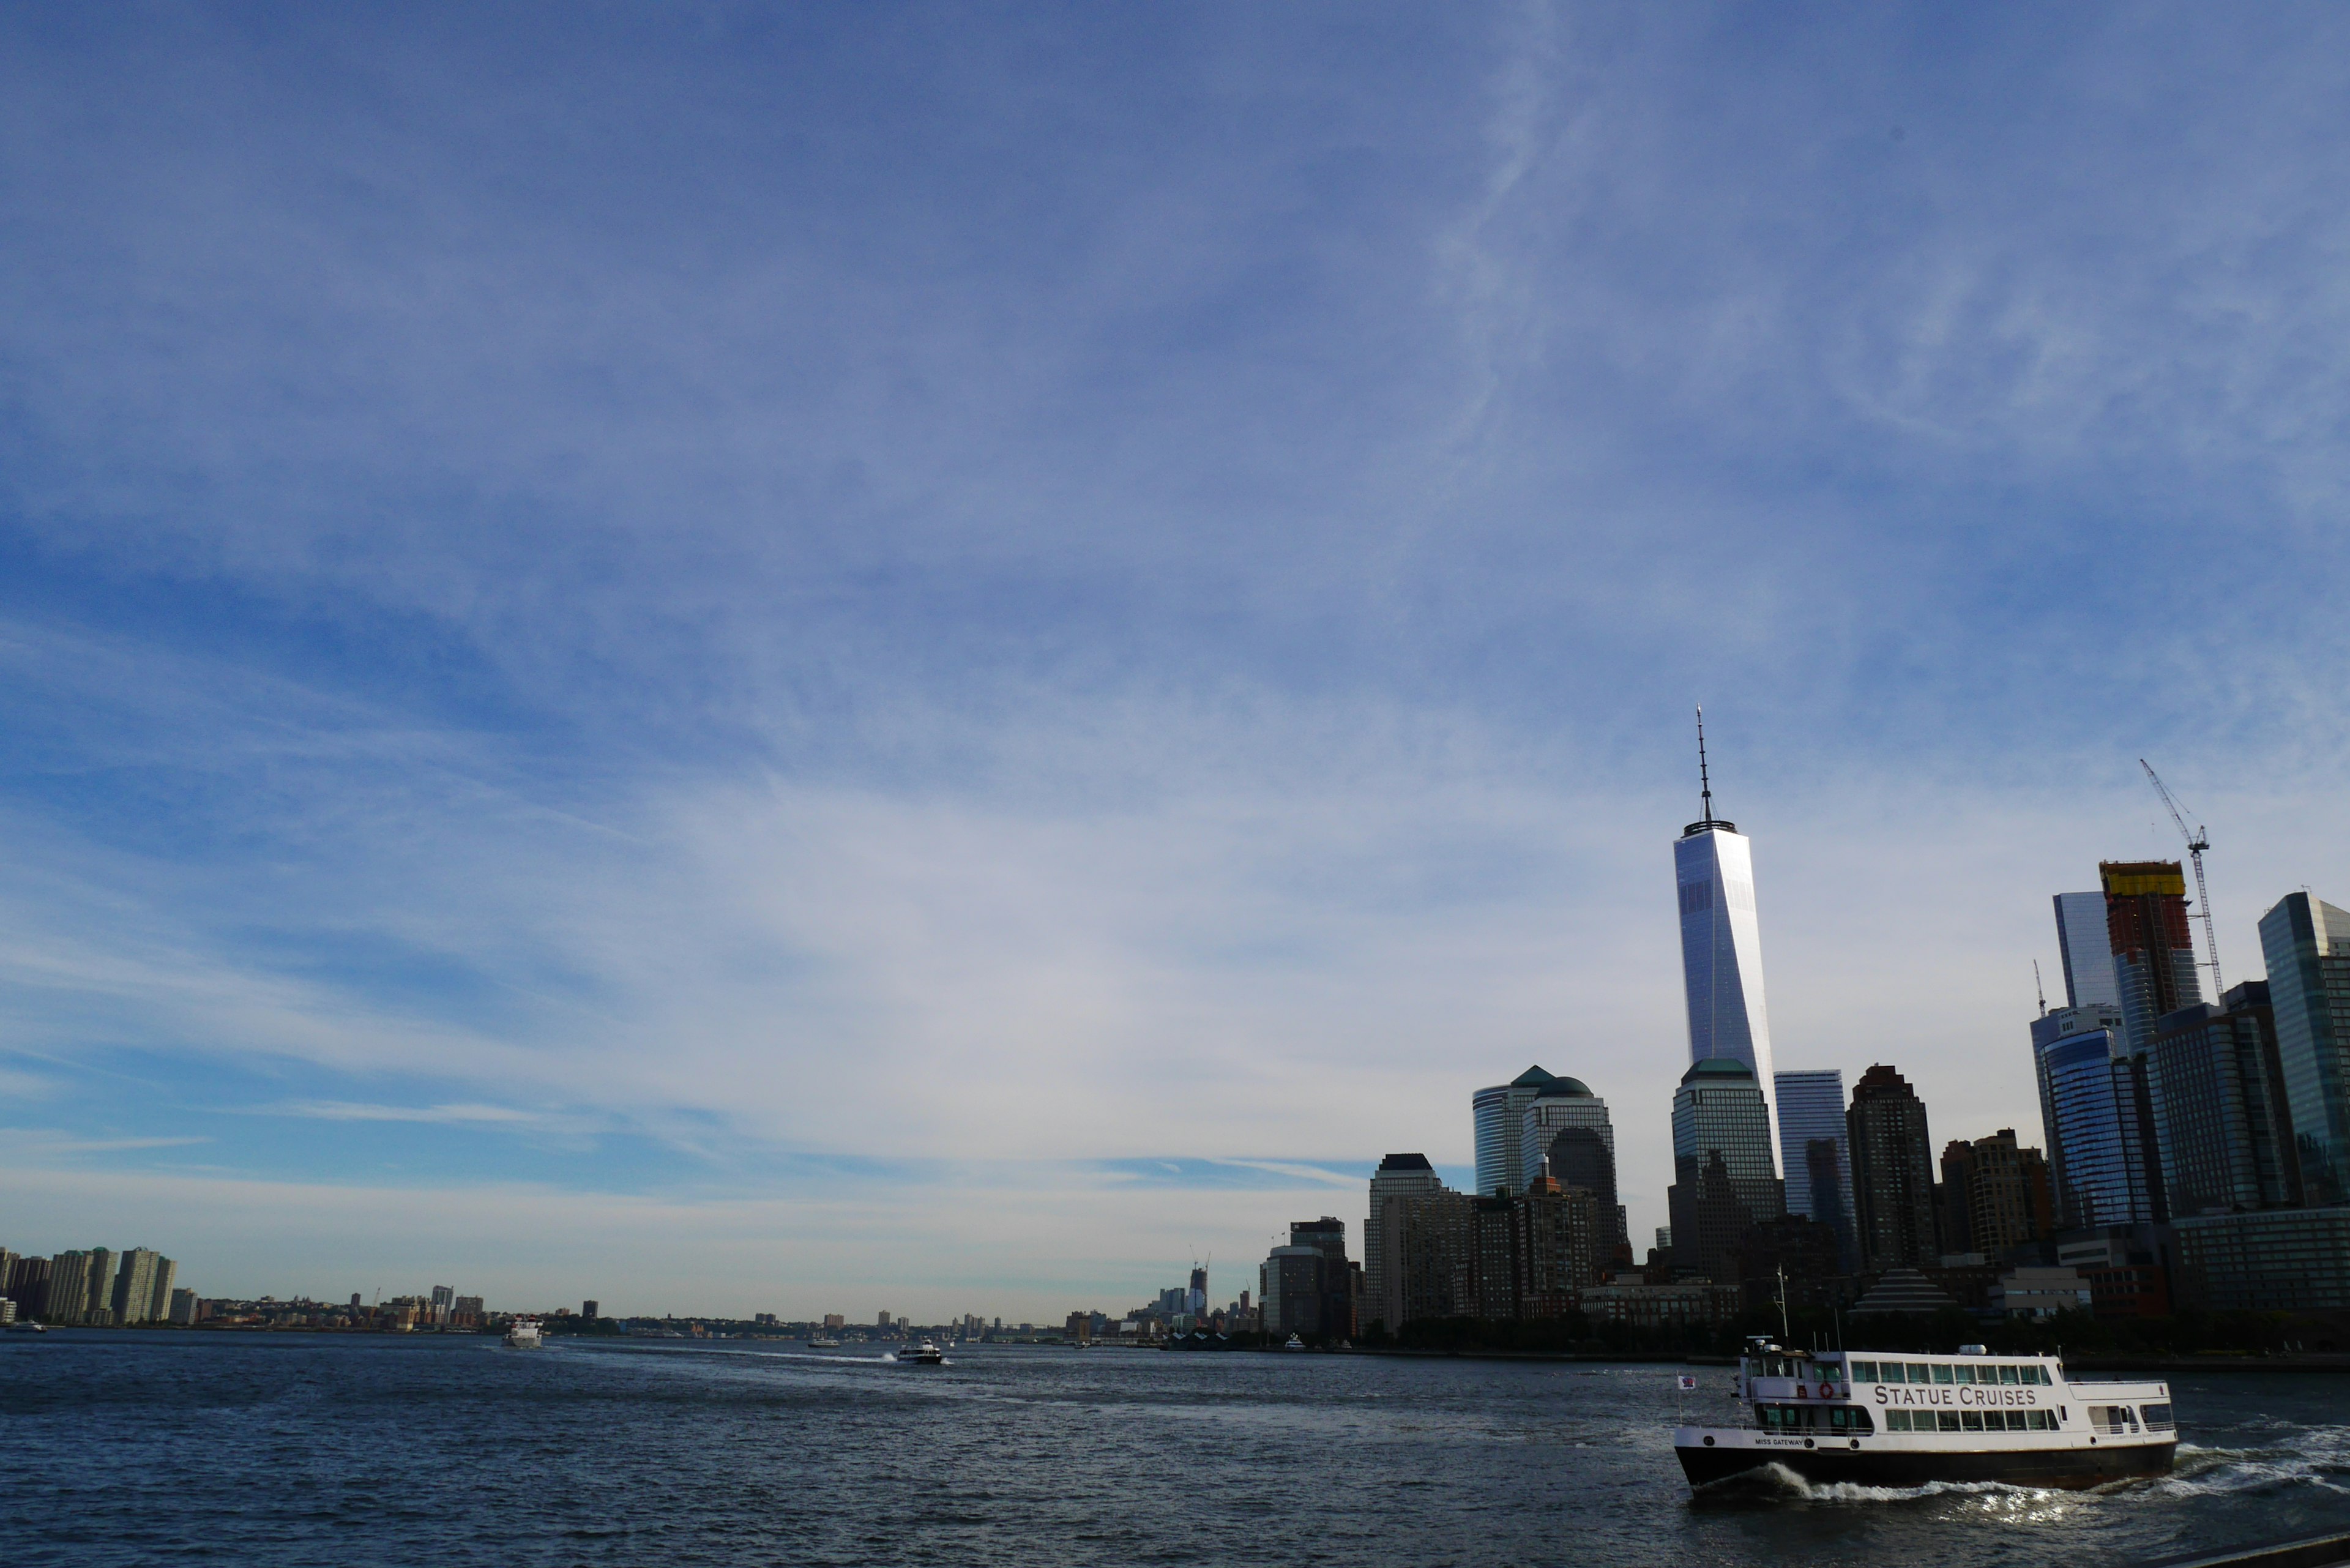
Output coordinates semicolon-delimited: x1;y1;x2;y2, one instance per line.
1680;1057;1757;1085
1534;1077;1594;1098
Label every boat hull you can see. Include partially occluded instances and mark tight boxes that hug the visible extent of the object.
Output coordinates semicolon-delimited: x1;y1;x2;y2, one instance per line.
1676;1437;2175;1490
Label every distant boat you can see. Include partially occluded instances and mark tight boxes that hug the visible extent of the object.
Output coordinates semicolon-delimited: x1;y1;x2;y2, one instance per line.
808;1337;842;1349
1283;1335;1306;1351
906;1340;946;1365
503;1318;544;1350
6;1321;45;1334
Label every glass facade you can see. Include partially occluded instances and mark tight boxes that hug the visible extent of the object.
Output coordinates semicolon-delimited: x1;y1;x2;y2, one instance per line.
1675;825;1778;1168
2053;891;2122;1009
1363;1153;1443;1317
2034;1013;2162;1228
1671;1058;1782;1221
1518;1081;1614;1190
2258;892;2350;1207
2147;981;2299;1216
2172;1205;2350;1312
1772;1069;1852;1230
1471;1066;1553;1198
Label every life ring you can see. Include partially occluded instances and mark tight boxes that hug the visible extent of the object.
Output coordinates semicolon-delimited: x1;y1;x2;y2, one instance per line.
1820;1384;1835;1399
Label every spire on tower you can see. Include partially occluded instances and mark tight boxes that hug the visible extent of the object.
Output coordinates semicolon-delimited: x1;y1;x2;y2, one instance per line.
1684;705;1736;837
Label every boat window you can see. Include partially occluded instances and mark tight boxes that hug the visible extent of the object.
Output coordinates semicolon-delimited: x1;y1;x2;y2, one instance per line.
1886;1409;1911;1432
1826;1406;1874;1434
1850;1359;1878;1381
1961;1411;1984;1432
1983;1411;2009;1432
1999;1364;2020;1384
1951;1364;1974;1384
1905;1362;1930;1383
1931;1363;1953;1384
1937;1412;1961;1433
2027;1411;2050;1430
2141;1403;2174;1432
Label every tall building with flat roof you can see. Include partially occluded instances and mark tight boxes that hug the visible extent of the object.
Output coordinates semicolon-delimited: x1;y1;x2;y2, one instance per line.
1847;1064;1939;1271
2102;861;2203;1056
1471;1066;1553;1197
1773;1069;1853;1231
1673;712;1779;1169
1364;1153;1443;1318
2149;980;2300;1216
2259;891;2350;1207
1670;1058;1783;1228
2033;1003;2163;1228
2053;891;2122;1010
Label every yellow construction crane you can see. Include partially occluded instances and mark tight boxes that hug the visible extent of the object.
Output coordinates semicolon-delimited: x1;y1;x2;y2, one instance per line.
2140;758;2221;995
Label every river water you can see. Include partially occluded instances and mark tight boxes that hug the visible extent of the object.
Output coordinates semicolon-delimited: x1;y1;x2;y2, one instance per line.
4;1332;2346;1565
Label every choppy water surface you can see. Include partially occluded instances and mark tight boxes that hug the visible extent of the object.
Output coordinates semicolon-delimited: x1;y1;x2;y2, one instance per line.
4;1334;2346;1566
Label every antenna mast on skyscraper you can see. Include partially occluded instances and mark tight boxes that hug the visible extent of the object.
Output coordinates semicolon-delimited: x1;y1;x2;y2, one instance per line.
1696;705;1714;821
2140;759;2221;994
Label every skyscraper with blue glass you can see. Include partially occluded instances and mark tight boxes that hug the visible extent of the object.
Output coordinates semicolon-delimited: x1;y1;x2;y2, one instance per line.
2258;891;2350;1207
1674;712;1779;1170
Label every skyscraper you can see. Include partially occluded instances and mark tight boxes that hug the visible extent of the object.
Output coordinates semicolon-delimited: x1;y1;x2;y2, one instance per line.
1847;1064;1939;1271
2149;980;2300;1216
1674;712;1779;1165
1517;1078;1615;1193
1938;1129;2053;1261
2033;1002;2165;1228
2259;891;2350;1206
2053;891;2124;1010
1772;1069;1854;1232
2102;861;2204;1056
1365;1152;1444;1318
1667;1058;1785;1282
112;1249;162;1326
1471;1066;1554;1197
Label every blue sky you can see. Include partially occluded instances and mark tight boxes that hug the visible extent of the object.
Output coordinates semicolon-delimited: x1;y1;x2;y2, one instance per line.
5;3;2349;1318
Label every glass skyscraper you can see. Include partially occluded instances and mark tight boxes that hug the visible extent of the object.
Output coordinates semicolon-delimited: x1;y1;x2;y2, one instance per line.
2258;891;2350;1206
1518;1078;1616;1190
2053;890;2122;1009
1471;1066;1554;1197
2032;1003;2163;1228
1772;1069;1852;1228
1674;732;1778;1169
2148;980;2299;1217
1669;1058;1782;1220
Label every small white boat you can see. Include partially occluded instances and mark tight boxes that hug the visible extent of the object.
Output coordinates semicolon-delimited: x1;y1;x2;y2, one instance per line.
1283;1334;1306;1351
503;1318;545;1349
6;1321;46;1334
807;1337;842;1349
906;1340;946;1365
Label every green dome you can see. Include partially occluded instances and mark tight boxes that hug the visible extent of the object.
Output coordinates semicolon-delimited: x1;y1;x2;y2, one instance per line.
1535;1077;1594;1098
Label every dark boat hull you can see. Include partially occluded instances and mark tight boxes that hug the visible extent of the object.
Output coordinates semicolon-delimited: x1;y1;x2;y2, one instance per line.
1677;1439;2176;1491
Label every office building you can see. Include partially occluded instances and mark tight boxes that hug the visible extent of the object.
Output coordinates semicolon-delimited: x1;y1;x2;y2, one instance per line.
1365;1152;1444;1316
2149;980;2300;1216
1258;1245;1326;1336
1937;1130;2053;1261
1518;1078;1616;1194
2101;861;2203;1056
1374;1185;1474;1329
1539;1124;1625;1252
2259;892;2350;1206
2034;1002;2165;1227
1289;1217;1359;1337
1671;1058;1783;1222
1666;1058;1785;1285
1848;1064;1939;1270
3;1255;51;1319
169;1288;200;1325
2053;890;2123;1009
2171;1206;2350;1313
1512;1174;1604;1318
1472;1066;1554;1197
1774;1069;1854;1234
1674;718;1780;1165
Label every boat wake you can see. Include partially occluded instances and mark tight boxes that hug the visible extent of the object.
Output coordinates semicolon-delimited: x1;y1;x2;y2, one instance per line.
1698;1463;2058;1509
2141;1436;2350;1499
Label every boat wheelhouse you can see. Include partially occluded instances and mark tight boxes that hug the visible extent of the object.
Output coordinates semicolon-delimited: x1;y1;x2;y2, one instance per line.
1674;1337;2175;1490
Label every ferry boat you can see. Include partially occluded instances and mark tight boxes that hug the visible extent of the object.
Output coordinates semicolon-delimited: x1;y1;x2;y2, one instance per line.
502;1317;545;1350
905;1340;945;1365
1674;1337;2174;1490
807;1337;842;1349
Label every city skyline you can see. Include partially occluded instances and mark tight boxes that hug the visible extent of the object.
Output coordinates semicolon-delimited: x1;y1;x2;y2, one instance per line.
7;7;2350;1316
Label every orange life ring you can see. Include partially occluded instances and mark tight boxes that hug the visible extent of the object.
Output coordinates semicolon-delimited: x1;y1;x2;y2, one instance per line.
1820;1384;1835;1399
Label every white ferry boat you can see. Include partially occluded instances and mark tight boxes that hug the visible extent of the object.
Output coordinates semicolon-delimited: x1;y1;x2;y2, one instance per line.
502;1317;545;1350
905;1340;945;1365
1675;1337;2175;1490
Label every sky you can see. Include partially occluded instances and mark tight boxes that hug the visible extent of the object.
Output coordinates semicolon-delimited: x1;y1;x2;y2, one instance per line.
5;2;2350;1320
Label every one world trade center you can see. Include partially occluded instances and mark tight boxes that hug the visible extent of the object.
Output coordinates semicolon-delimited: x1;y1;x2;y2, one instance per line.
1674;709;1780;1172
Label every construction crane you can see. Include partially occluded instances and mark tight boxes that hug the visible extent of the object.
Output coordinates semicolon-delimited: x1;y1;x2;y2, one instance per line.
2141;759;2221;995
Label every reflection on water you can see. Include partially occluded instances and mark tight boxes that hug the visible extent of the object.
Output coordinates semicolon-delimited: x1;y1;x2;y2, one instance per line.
3;1334;2346;1566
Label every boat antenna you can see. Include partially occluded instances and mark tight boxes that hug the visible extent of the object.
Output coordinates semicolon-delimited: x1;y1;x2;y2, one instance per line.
1777;1264;1791;1343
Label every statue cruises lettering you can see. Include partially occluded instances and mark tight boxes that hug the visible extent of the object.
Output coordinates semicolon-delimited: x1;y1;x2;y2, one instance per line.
1674;1337;2175;1490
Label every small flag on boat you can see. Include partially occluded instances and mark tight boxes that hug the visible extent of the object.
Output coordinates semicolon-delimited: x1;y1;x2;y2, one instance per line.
1677;1374;1698;1391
